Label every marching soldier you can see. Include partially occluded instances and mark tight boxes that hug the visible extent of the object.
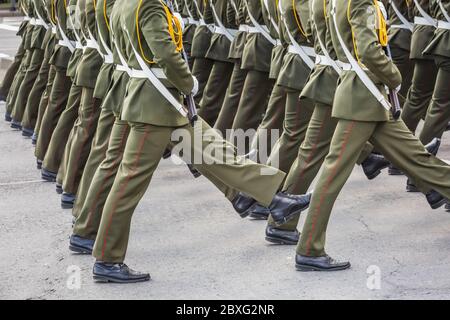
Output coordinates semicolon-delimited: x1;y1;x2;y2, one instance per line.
0;0;29;105
21;0;58;138
197;0;236;125
289;0;450;271
10;0;49;129
70;0;311;282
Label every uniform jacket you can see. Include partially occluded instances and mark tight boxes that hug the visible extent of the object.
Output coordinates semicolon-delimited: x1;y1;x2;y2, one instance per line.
410;0;436;59
228;0;248;60
424;0;450;59
191;0;214;58
387;0;413;52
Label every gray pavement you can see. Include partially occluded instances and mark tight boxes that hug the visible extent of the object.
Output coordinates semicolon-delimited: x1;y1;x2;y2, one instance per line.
2;23;450;300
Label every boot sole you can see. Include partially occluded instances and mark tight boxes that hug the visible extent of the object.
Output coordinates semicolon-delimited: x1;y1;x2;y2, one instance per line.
93;274;151;284
62;202;74;209
42;175;56;182
430;198;447;210
295;263;351;272
388;169;404;176
406;185;419;192
69;245;92;255
265;236;297;245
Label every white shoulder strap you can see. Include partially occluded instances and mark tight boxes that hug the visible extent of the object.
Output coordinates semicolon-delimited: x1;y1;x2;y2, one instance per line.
330;0;390;111
413;0;437;25
262;0;280;37
389;0;414;31
124;28;188;118
243;0;276;45
209;0;234;41
437;0;450;22
57;23;75;53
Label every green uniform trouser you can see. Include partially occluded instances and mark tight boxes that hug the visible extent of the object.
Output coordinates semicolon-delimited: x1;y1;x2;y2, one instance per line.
401;59;438;133
390;46;414;107
268;103;373;231
73;118;130;238
22;34;55;131
34;65;56;138
11;48;45;123
250;84;287;162
35;68;72;161
214;60;248;136
42;84;83;173
419;58;450;145
72;108;116;219
191;57;213;105
298;118;450;257
198;60;234;126
6;50;31;116
92;117;285;262
0;40;25;99
62;88;102;194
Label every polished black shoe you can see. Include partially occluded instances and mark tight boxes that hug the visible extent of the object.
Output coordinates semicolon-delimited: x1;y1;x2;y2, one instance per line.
426;190;447;210
41;168;57;182
62;192;76;209
162;148;172;159
0;93;6;102
22;127;33;137
31;132;37;145
10;120;22;130
69;234;94;254
56;183;63;194
406;178;419;192
295;254;351;272
93;262;151;283
186;164;202;178
231;193;257;218
445;202;450;211
269;192;311;226
36;159;42;170
265;226;299;245
249;204;270;220
361;153;390;180
388;165;403;176
425;137;441;156
4;112;12;122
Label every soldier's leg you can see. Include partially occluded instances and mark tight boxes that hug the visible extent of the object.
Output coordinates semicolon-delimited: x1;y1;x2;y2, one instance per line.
267;93;314;173
11;48;45;124
62;88;102;195
198;60;234;126
33;65;56;144
250;84;287;162
41;84;83;175
0;39;25;101
35;68;72;162
73;118;130;239
390;46;414;106
297;120;376;257
6;50;31;118
72;108;116;219
22;36;55;134
419;59;450;145
214;61;248;136
92;122;172;263
401;59;438;133
370;120;450;200
191;57;213;105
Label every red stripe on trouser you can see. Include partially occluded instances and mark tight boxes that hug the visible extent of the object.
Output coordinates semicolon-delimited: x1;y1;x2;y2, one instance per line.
293;108;331;191
101;126;150;261
305;121;355;256
85;123;129;230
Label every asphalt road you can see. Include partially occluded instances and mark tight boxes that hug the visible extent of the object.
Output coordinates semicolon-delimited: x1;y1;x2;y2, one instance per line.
2;22;450;300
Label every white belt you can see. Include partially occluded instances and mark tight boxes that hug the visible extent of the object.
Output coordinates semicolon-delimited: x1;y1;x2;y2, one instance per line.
414;16;437;27
288;45;315;57
187;17;200;26
239;24;250;32
130;68;167;80
58;39;76;49
75;41;83;49
215;27;238;37
437;20;450;30
390;24;412;30
103;54;113;64
85;39;99;50
315;55;339;67
29;18;36;26
52;26;57;34
24;17;31;22
116;64;131;76
35;19;49;29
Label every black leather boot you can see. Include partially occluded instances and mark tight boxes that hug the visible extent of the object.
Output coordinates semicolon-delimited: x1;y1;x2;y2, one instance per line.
93;262;151;283
265;226;299;245
56;183;63;194
406;178;419;192
62;192;76;209
231;193;257;218
249;204;270;220
4;112;12;122
425;137;441;155
269;192;312;226
426;190;447;210
36;159;42;170
361;153;390;180
295;254;351;271
22;127;33;137
69;235;94;254
10;119;22;130
41;168;57;182
388;164;403;176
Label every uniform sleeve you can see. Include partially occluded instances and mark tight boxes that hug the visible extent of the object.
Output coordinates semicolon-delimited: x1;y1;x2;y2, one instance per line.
140;4;194;95
350;0;402;89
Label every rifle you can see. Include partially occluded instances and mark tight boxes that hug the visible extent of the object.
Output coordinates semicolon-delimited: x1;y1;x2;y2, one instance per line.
384;44;401;120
